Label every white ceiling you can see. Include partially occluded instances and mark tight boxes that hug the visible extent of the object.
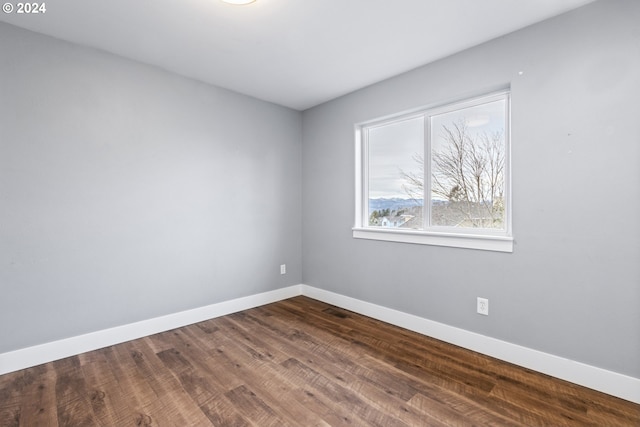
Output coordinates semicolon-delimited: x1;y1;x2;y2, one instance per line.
1;0;596;110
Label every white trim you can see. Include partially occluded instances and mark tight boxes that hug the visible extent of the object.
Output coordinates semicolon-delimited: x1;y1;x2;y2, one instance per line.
353;228;514;252
0;285;302;376
354;125;365;228
1;284;637;404
301;285;640;404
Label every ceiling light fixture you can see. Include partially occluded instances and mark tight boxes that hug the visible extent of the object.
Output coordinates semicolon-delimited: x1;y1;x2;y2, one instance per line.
221;0;256;4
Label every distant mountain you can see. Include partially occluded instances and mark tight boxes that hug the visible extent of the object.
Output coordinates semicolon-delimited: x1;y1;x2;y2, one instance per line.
368;198;423;212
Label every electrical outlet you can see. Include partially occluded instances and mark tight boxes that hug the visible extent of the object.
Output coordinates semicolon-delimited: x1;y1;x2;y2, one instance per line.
280;264;286;275
477;297;489;316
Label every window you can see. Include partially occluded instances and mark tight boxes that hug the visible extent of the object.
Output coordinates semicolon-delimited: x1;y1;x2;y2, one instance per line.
354;91;512;252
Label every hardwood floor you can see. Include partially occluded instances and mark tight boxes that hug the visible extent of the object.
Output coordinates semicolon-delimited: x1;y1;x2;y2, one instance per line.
1;296;639;426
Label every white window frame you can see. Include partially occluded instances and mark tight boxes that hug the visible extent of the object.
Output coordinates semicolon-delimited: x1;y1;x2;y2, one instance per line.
353;90;513;252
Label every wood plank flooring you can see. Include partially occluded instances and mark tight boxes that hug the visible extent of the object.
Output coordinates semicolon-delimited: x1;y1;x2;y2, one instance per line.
1;296;639;426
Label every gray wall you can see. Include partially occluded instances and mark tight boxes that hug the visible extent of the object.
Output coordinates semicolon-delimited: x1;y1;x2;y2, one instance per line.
302;0;640;378
0;23;302;353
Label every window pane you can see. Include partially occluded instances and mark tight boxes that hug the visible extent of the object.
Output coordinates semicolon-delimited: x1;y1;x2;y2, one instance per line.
367;116;424;229
430;99;506;229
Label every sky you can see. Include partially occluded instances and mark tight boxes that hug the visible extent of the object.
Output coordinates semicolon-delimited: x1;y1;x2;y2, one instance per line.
368;115;423;199
367;99;506;199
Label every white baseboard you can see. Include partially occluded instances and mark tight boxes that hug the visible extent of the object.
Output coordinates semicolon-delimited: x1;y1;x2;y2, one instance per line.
0;285;302;377
301;285;640;405
1;283;638;404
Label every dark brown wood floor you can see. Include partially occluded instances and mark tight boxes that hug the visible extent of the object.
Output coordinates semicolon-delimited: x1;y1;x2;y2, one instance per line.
1;296;639;426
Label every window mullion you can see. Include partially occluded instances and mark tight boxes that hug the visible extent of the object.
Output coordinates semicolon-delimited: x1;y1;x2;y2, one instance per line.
423;114;431;231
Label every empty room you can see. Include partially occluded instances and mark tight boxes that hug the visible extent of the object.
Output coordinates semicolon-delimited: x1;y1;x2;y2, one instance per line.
1;0;639;425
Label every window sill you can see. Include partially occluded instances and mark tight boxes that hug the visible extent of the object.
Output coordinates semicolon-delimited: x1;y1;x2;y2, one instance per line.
352;227;513;252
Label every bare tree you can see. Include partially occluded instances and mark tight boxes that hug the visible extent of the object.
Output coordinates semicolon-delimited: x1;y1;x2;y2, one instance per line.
400;152;424;202
400;120;505;228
